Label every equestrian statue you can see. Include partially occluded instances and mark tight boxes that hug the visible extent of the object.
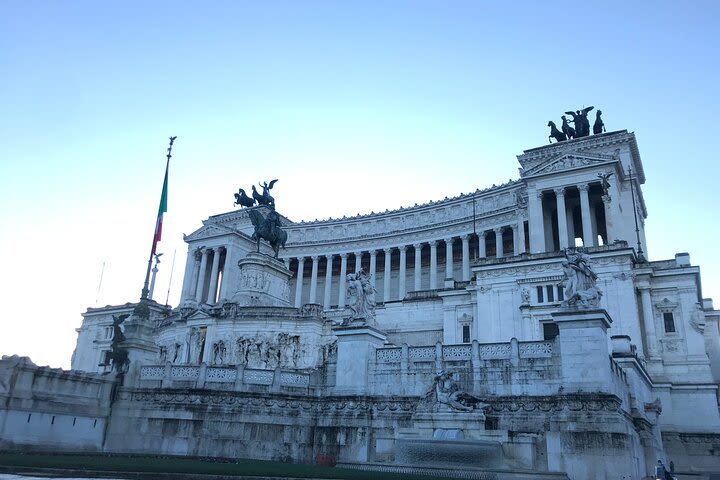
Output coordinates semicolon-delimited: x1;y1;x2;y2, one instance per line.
248;209;287;258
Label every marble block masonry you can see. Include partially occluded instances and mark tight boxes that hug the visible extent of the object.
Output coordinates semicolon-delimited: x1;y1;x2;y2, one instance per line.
1;129;719;480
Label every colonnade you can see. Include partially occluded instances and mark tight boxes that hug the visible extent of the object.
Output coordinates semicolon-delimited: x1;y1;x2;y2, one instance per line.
527;182;606;254
182;246;226;305
286;222;528;309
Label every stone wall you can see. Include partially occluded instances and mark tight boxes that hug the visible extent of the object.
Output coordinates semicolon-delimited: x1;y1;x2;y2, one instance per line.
0;356;116;452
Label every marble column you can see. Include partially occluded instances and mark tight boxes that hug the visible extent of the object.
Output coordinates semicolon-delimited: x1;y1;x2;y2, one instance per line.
294;257;305;308
338;253;348;308
478;231;487;259
444;238;454;281
369;250;377;291
555;187;569;250
308;256;319;304
186;249;202;302
639;286;659;358
354;251;362;273
413;243;422;291
494;227;504;258
398;246;407;299
579;184;595;247
195;248;210;303
429;241;438;290
528;190;546;254
518;219;527;254
383;248;392;302
323;255;333;310
207;247;223;304
461;235;470;281
511;224;520;256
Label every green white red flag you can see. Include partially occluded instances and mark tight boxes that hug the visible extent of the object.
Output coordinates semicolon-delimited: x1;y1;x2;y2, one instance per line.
151;159;169;256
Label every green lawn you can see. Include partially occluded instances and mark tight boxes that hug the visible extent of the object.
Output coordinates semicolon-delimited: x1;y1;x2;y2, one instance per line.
0;452;457;480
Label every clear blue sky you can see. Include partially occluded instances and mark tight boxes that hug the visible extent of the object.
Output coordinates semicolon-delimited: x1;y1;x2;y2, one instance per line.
1;1;718;368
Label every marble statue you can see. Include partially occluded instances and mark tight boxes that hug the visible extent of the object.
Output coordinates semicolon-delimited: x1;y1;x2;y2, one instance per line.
520;288;531;305
561;249;602;308
428;371;487;413
212;341;226;365
344;269;376;324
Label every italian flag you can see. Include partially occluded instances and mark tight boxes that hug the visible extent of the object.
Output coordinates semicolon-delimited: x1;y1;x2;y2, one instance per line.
151;160;169;256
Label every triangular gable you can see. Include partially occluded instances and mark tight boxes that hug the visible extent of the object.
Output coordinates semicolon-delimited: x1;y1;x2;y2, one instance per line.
183;224;235;242
522;153;614;178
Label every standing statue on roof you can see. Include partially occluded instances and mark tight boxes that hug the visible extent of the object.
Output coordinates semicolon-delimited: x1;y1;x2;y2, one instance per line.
564;106;594;137
252;179;278;209
593;110;606;134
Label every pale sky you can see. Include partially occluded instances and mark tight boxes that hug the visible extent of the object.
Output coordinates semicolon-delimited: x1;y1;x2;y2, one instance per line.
1;1;718;368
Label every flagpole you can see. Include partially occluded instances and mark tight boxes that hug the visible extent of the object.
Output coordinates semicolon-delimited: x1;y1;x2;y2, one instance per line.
141;136;176;301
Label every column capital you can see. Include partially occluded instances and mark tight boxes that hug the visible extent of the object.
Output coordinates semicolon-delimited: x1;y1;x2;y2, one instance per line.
297;256;306;264
443;238;454;245
413;243;422;249
553;186;566;196
203;248;212;256
340;252;348;259
193;249;203;261
398;245;407;252
353;251;362;257
478;230;487;238
429;240;438;248
310;255;318;261
383;247;393;255
325;253;334;260
536;191;545;200
511;224;519;232
369;249;377;256
494;227;504;235
460;234;469;241
578;184;590;192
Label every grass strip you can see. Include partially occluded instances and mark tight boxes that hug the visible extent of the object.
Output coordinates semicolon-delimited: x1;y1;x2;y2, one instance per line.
0;452;457;480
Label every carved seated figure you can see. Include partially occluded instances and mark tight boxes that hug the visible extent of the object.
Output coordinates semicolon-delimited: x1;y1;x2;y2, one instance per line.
429;371;487;413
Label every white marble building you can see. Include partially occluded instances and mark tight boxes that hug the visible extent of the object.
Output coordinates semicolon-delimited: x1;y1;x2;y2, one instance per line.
3;130;719;479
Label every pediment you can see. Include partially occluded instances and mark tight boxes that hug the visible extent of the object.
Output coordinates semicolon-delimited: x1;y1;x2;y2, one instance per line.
521;153;614;178
184;224;234;242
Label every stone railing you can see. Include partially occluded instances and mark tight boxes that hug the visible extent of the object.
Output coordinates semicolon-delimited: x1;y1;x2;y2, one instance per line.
374;339;552;368
139;363;311;390
369;339;558;396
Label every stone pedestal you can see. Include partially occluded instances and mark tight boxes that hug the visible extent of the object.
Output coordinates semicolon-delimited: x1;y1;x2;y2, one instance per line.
230;252;292;307
333;325;386;394
121;313;160;387
552;308;613;392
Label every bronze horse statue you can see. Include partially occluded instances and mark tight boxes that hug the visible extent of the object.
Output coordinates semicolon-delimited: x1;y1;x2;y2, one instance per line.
548;121;567;143
248;209;287;258
234;188;255;208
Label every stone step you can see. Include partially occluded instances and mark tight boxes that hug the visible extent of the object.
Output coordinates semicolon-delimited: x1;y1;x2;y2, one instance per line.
336;461;569;480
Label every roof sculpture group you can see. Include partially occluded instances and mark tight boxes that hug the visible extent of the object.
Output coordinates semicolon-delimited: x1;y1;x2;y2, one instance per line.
234;180;287;258
548;106;605;143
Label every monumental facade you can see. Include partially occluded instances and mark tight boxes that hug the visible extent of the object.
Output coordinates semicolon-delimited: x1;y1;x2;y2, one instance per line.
2;130;719;479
